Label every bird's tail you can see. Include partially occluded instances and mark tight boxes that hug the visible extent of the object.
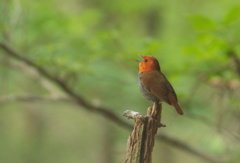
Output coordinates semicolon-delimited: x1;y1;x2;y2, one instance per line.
168;94;184;115
172;102;184;115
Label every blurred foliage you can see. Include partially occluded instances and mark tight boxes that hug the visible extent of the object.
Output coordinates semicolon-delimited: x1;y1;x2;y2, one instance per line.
1;0;240;163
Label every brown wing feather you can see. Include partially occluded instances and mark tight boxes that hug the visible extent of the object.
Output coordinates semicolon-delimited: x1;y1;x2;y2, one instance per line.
140;71;178;104
141;71;183;115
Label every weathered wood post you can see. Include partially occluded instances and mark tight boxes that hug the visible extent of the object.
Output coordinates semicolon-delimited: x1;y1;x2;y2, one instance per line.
123;102;165;163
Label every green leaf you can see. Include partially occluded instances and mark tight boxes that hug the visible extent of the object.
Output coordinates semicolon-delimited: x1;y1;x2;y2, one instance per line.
223;6;240;25
189;15;216;31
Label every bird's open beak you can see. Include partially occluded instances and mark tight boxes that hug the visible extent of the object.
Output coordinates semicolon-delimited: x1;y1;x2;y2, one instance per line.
136;54;143;62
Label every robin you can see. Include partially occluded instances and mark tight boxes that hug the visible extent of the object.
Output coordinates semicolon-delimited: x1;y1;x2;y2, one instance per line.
137;54;183;115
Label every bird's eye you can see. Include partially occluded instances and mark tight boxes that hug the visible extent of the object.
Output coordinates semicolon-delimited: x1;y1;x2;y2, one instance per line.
145;59;148;62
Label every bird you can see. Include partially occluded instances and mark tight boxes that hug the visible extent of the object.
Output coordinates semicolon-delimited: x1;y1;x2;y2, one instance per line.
136;54;183;115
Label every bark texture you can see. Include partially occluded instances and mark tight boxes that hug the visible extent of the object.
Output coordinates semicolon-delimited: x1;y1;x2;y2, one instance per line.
123;102;163;163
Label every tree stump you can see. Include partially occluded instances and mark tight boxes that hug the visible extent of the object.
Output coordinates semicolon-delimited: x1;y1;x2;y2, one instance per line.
123;102;164;163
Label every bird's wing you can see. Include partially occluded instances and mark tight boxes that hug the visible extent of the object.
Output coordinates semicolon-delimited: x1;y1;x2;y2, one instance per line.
141;71;178;104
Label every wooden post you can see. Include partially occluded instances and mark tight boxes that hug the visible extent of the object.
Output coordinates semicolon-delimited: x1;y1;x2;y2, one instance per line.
123;102;164;163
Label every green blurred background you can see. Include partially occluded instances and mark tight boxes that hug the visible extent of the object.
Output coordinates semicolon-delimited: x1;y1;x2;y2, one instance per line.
1;0;240;162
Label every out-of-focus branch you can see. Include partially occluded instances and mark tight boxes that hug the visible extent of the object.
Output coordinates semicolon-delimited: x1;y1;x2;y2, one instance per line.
157;134;227;163
0;41;132;130
0;59;63;97
0;42;226;162
0;95;72;104
0;94;229;162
